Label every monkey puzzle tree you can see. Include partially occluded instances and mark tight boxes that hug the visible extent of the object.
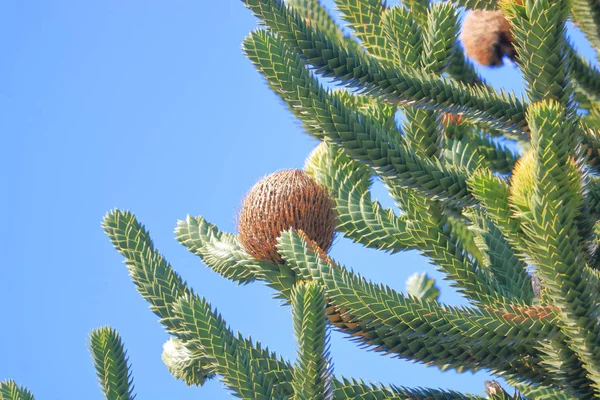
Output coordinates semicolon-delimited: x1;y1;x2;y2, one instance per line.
5;0;600;398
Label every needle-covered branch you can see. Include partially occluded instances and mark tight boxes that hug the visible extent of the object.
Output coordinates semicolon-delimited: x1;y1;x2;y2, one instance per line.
104;209;485;399
510;99;600;395
0;381;35;400
276;229;573;391
243;29;477;207
88;327;136;400
243;0;528;131
291;282;333;400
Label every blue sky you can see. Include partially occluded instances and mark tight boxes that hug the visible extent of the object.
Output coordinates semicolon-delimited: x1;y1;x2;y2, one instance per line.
1;1;596;398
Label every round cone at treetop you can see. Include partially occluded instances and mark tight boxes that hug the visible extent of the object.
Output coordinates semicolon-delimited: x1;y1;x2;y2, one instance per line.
237;169;337;263
461;9;517;67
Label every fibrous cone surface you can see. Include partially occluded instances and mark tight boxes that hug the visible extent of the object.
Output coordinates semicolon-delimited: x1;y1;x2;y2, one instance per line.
238;169;336;263
461;10;516;67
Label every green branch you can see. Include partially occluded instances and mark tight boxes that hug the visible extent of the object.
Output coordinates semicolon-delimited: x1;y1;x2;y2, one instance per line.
161;337;215;386
0;381;35;400
504;0;571;104
333;0;394;62
169;294;288;398
453;0;497;9
243;29;477;207
333;378;483;399
513;100;600;395
243;0;528;131
291;282;333;400
304;141;414;253
570;0;600;55
175;215;296;299
106;210;479;398
465;210;534;303
88;327;136;400
277;229;568;391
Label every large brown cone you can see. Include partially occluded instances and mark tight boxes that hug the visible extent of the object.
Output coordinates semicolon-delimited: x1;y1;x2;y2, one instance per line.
461;10;517;67
237;169;336;263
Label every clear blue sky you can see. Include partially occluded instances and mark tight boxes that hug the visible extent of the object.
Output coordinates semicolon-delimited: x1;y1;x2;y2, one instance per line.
1;1;596;398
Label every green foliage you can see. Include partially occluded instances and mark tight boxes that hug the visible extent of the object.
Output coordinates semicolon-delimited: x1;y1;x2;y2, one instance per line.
502;0;571;104
291;282;332;400
8;0;600;398
0;381;34;400
89;327;136;400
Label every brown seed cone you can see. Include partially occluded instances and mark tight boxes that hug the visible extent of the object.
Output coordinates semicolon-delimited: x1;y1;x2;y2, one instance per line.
237;169;336;263
441;112;464;127
461;10;517;67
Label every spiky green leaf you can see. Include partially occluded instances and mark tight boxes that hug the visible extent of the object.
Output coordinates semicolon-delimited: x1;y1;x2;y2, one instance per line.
0;381;34;400
291;282;333;400
88;327;136;400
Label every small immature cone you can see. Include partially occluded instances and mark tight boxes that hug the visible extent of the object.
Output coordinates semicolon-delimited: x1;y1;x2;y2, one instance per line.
237;169;336;263
162;338;212;386
484;380;505;396
461;10;516;67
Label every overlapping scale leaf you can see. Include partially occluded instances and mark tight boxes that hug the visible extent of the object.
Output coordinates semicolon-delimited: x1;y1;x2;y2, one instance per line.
171;206;565;390
511;383;570;400
581;125;600;174
291;282;333;400
402;0;429;24
286;0;357;51
459;165;592;393
382;5;422;68
445;123;519;174
174;213;393;353
304;141;414;253
103;210;191;327
0;382;34;400
421;2;459;74
382;2;483;86
103;210;293;395
404;108;444;160
442;136;484;173
455;0;497;10
444;210;486;266
88;327;136;400
466;211;533;303
385;181;511;304
503;0;572;105
332;0;394;62
468;135;518;175
383;5;446;160
468;170;524;252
